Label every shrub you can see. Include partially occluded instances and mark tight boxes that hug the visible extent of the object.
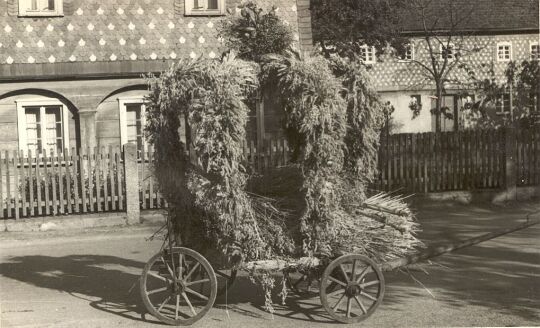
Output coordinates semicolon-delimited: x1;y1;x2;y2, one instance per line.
219;2;294;61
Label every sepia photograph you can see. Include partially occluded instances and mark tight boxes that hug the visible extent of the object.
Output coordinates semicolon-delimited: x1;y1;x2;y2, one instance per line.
0;0;538;327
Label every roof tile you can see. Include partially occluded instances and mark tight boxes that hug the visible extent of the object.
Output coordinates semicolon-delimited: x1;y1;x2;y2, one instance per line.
401;0;538;32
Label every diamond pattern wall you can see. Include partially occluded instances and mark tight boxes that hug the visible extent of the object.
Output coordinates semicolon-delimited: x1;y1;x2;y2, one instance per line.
369;34;539;89
0;0;301;65
0;0;536;90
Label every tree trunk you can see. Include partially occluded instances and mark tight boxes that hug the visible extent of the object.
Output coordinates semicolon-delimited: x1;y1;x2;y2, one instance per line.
435;85;443;132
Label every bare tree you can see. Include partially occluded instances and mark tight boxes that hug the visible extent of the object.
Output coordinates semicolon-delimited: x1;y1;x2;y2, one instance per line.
401;0;483;131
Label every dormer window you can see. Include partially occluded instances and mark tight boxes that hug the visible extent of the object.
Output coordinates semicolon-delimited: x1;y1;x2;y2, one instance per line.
185;0;225;16
18;0;63;17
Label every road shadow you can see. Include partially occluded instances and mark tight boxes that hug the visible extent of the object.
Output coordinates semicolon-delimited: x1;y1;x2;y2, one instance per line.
378;201;540;323
258;202;540;324
0;254;283;324
220;275;335;324
1;202;538;325
0;254;166;325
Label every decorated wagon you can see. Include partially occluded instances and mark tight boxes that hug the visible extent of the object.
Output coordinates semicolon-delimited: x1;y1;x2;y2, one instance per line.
138;4;422;325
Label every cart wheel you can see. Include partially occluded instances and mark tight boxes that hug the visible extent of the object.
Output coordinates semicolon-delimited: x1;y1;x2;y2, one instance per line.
140;247;217;326
320;254;385;324
215;269;237;297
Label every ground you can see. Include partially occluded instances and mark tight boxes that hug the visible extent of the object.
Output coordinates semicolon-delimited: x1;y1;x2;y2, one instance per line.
1;200;539;327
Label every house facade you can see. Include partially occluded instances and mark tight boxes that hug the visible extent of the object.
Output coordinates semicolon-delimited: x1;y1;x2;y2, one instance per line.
362;0;539;133
0;0;312;155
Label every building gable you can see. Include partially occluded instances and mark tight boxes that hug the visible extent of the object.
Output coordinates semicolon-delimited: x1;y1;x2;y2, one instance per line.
0;0;309;75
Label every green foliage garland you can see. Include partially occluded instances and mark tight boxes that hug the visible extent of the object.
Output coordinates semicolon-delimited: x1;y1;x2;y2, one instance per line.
260;53;347;256
145;54;294;263
334;56;386;196
259;52;421;261
145;5;423;313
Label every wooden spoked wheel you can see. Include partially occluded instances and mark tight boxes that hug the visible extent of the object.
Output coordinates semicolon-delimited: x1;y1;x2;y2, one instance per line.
215;268;237;297
140;247;217;326
320;254;385;324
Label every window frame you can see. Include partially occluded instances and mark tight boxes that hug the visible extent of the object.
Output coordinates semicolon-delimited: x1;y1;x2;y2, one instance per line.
360;45;376;65
398;43;415;62
18;0;64;17
410;94;422;106
530;41;539;61
439;43;456;60
16;98;70;156
118;97;148;153
460;94;476;110
496;42;512;62
495;92;511;115
184;0;226;16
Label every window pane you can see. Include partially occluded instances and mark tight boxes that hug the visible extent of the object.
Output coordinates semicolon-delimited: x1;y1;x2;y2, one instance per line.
360;46;374;62
45;108;61;125
31;0;38;10
137;137;143;153
443;46;454;59
411;95;421;105
126;104;142;120
126;110;137;125
48;0;55;10
56;138;63;151
503;94;510;111
207;0;218;9
531;45;539;60
193;0;200;9
56;122;63;138
498;45;510;60
127;124;138;141
125;103;144;151
400;45;413;60
45;107;62;153
25;107;41;153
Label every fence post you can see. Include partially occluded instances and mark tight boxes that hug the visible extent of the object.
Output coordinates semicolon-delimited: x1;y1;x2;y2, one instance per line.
504;126;517;201
123;143;140;224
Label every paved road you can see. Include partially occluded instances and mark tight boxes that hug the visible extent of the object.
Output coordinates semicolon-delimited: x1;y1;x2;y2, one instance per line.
1;202;539;327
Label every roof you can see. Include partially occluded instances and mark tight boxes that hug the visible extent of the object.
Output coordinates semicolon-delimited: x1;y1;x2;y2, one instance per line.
400;0;539;34
0;0;303;67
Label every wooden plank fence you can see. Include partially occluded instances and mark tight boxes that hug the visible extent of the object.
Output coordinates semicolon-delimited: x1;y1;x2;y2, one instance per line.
246;129;539;193
2;127;538;220
516;128;540;186
377;128;540;193
138;148;167;210
0;147;126;220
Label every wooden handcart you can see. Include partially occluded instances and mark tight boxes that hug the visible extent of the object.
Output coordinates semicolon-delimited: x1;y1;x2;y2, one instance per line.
140;216;385;326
